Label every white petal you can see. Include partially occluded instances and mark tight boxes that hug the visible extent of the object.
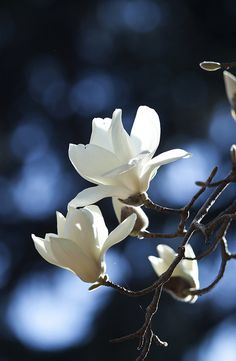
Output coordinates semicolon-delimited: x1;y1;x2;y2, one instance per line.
49;236;102;283
111;109;134;161
82;205;109;249
90;117;113;151
148;256;168;276
148;149;191;169
101;213;137;255
157;244;176;265
68;185;131;208
68;143;120;184
181;244;197;271
131;106;161;155
112;197;123;222
141;149;191;190
56;211;66;236
224;71;236;108
32;234;59;266
63;207;100;259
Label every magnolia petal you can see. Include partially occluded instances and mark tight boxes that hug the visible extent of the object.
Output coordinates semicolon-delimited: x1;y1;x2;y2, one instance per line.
131;106;161;155
181;244;198;273
224;71;236;109
111;109;134;161
157;244;176;264
49;236;102;283
147;149;191;169
69;143;120;184
141;149;191;190
112;197;123;222
101;213;137;255
68;185;131;208
82;205;109;249
32;234;59;266
148;256;168;276
56;211;66;236
90;117;113;151
63;207;99;259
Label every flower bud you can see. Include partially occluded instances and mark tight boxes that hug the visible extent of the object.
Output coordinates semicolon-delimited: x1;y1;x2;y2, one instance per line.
112;197;149;236
199;61;221;71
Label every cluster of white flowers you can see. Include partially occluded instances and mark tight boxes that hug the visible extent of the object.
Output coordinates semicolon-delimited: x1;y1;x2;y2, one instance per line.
32;106;199;302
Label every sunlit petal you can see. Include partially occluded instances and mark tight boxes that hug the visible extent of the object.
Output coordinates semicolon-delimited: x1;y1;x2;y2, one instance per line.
68;185;131;208
131;106;161;154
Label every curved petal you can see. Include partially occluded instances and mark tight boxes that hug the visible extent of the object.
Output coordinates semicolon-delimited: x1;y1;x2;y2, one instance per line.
147;149;191;169
141;149;191;190
82;205;109;249
32;234;59;266
131;106;161;155
181;244;198;272
63;207;100;259
56;211;66;236
111;109;134;161
69;143;121;184
224;71;236;108
49;236;103;283
68;185;131;208
90;117;113;151
101;213;137;255
157;244;176;265
112;197;123;222
148;256;168;276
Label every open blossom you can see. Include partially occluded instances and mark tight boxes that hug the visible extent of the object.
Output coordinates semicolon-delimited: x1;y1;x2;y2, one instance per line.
223;70;236;120
148;244;199;303
32;205;136;284
112;197;149;236
68;106;190;208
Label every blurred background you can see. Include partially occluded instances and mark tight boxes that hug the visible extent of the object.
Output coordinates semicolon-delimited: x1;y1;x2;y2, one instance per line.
0;0;236;360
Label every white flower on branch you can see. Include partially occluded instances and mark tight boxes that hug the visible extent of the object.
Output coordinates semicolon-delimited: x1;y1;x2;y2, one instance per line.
223;70;236;121
112;197;149;236
68;106;190;208
148;244;199;303
32;205;136;284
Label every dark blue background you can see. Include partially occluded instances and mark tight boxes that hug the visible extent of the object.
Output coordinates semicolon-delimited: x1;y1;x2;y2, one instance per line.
0;0;236;360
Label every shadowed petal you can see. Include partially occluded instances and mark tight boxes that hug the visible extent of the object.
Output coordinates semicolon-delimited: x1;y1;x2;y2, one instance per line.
148;256;168;276
32;234;59;266
224;71;236;108
101;213;137;255
69;143;120;184
111;109;134;161
157;244;176;264
56;211;66;236
50;236;103;283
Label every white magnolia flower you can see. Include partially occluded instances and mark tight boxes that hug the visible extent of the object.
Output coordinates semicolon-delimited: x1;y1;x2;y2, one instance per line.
69;106;190;208
223;70;236;120
148;244;199;303
32;205;136;284
112;197;149;236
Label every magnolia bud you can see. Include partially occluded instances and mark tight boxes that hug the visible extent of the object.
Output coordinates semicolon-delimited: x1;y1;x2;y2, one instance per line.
199;61;221;72
120;205;149;236
112;197;149;236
